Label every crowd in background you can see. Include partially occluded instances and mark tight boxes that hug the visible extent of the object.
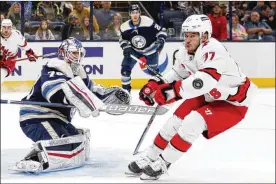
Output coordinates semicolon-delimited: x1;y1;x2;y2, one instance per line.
0;1;275;41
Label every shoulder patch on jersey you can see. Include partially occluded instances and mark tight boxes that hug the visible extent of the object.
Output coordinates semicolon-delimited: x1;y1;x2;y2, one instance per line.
192;78;203;89
140;16;154;27
13;30;22;36
120;20;131;32
47;59;74;78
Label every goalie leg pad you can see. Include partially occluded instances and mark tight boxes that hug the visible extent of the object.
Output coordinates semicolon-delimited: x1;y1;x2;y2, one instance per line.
61;76;104;117
11;133;88;173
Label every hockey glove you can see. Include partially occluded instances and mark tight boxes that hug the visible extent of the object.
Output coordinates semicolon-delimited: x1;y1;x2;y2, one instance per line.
154;80;182;105
25;49;38;62
0;58;16;76
122;45;133;59
155;38;165;53
139;78;164;106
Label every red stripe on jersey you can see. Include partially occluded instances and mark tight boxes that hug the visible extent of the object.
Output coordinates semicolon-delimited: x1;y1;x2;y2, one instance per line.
199;68;221;81
170;133;192;152
48;148;84;159
227;77;250;103
19;40;27;47
154;133;168;150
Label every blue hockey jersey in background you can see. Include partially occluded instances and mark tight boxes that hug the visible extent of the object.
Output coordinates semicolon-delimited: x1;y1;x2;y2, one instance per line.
119;16;167;56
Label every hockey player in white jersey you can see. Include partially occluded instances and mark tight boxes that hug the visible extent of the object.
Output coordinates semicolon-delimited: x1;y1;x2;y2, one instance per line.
0;19;38;85
126;14;258;180
10;37;130;174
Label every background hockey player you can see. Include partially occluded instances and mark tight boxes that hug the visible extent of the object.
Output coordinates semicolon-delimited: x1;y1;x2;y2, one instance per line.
0;19;38;85
11;37;130;174
119;4;167;92
126;14;258;180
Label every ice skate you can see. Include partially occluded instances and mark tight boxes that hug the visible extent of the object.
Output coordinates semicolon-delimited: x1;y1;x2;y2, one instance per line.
125;155;152;176
140;156;170;180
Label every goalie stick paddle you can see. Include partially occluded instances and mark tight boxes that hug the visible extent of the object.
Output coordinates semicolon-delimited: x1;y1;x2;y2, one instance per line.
0;99;168;116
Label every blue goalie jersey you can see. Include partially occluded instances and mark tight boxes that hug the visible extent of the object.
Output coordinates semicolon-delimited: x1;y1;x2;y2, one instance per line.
19;59;93;124
119;16;167;56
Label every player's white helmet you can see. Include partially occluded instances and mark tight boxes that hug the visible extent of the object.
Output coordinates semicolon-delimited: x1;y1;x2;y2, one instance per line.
1;19;13;37
181;14;212;41
58;37;86;75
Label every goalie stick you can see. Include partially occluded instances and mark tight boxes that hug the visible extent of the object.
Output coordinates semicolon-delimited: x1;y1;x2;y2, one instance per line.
0;99;168;116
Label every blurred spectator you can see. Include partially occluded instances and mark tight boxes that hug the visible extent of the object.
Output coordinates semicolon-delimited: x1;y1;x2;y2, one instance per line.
219;3;227;17
73;1;99;32
94;1;116;36
103;12;122;40
94;1;102;9
0;12;5;23
82;16;90;40
7;2;21;30
36;2;61;21
61;13;83;40
244;11;274;41
227;14;248;40
35;19;55;40
260;4;276;32
260;5;270;21
24;1;33;21
208;3;228;40
253;1;265;14
268;2;276;36
185;2;203;16
60;2;73;23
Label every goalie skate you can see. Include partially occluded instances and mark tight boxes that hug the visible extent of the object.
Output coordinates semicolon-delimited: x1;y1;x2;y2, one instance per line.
9;160;43;174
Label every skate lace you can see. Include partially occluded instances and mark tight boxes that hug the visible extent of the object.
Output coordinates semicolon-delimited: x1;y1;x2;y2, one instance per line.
135;156;151;169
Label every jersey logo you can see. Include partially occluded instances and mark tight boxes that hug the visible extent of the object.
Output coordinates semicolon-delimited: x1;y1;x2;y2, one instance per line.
131;35;146;49
205;108;212;115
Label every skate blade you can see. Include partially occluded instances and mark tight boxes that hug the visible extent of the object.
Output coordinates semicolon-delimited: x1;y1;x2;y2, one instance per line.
140;173;160;181
125;171;142;177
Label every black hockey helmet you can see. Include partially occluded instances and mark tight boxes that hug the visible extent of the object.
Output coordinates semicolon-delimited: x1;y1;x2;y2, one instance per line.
129;4;141;14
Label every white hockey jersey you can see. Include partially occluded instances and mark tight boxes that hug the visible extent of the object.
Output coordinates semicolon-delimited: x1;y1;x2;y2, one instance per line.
0;29;31;60
163;38;258;107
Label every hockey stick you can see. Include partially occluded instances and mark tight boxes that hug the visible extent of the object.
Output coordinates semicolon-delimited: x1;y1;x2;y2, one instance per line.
0;99;168;116
132;105;161;155
130;54;169;155
15;52;58;62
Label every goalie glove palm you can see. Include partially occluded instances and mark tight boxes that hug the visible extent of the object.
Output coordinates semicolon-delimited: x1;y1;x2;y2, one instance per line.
154;80;182;105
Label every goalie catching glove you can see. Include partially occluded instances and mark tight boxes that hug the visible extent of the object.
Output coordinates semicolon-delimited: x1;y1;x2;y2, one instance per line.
154;80;182;105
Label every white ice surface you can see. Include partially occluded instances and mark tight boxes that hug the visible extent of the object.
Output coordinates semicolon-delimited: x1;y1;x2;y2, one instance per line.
1;89;275;183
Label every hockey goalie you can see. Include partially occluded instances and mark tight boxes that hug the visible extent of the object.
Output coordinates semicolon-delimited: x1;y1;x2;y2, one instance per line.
10;37;130;174
126;14;258;180
0;19;38;85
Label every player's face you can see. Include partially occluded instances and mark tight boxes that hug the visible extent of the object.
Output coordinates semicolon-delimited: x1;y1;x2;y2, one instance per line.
184;32;201;53
130;11;140;23
1;26;12;37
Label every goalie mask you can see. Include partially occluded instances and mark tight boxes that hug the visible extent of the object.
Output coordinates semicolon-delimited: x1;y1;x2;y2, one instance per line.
58;37;86;75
